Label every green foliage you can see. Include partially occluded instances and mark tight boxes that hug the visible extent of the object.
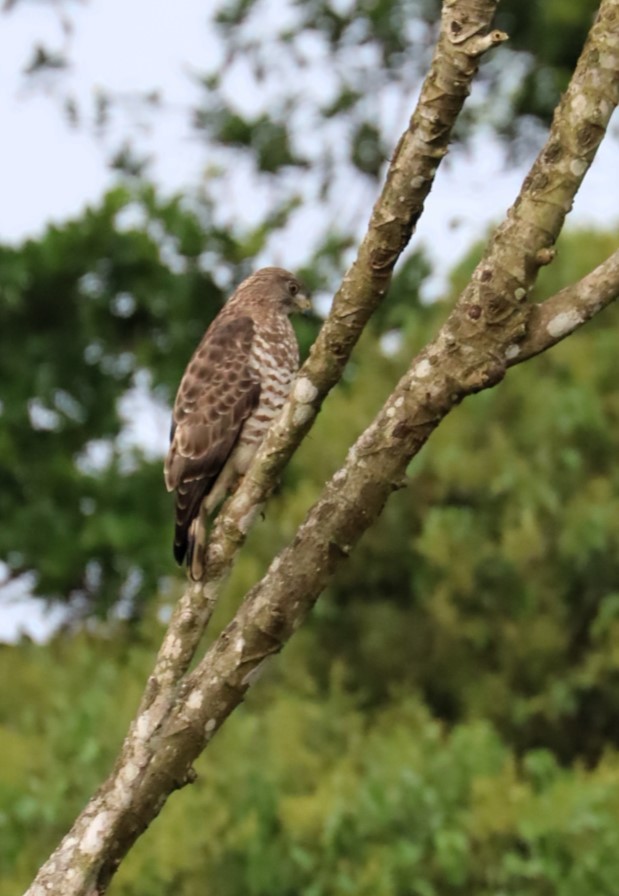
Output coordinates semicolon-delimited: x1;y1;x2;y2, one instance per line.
0;183;328;613
0;626;152;887
199;0;600;183
0;186;240;611
2;4;617;890
1;185;617;890
4;627;619;896
301;228;619;764
3;214;618;768
196;111;304;173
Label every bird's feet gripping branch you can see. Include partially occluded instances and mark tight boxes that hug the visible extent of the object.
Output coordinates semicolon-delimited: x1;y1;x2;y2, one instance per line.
164;267;311;582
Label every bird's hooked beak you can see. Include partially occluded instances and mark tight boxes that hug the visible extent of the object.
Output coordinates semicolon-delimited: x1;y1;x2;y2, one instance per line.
293;291;312;314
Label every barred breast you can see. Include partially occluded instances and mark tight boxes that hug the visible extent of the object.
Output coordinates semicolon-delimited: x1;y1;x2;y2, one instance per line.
234;316;299;468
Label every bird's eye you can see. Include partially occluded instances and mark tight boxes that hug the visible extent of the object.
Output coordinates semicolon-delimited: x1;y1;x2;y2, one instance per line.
288;281;299;296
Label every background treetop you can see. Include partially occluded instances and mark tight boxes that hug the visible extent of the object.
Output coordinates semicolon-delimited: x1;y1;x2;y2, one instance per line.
1;0;614;614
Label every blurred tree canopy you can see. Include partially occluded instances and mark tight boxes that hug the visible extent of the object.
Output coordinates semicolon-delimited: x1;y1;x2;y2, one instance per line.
3;225;619;895
1;187;235;608
3;193;619;896
0;185;321;610
200;0;601;164
2;214;618;741
2;2;619;892
0;0;610;612
11;0;601;151
3;271;619;891
4;0;605;266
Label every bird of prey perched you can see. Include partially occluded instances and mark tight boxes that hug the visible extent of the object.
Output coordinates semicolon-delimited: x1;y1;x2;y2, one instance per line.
164;266;310;580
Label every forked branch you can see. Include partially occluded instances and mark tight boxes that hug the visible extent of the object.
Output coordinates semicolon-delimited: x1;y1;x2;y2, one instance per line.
25;1;619;894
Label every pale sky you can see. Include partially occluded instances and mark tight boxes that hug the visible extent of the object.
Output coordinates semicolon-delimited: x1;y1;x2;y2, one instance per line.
1;0;617;641
2;0;617;270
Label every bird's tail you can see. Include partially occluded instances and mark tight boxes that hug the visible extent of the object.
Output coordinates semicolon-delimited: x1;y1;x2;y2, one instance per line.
173;479;208;566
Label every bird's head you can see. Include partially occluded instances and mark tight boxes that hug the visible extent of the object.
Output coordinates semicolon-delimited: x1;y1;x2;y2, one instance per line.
235;266;311;316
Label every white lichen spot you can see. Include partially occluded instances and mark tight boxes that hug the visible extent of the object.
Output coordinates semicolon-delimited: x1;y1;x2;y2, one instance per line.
394;396;404;408
81;810;113;856
599;51;619;70
208;542;225;562
347;443;366;468
235;635;246;655
119;761;140;786
205;718;217;734
411;176;425;189
238;504;260;534
186;690;203;712
332;468;347;484
547;309;583;338
413;358;432;379
167;636;183;660
110;774;135;809
505;344;521;360
232;491;252;515
293;403;314;426
569;158;587;177
294;377;318;404
386;406;396;418
514;287;526;300
135;710;154;740
571;93;587;114
270;556;282;574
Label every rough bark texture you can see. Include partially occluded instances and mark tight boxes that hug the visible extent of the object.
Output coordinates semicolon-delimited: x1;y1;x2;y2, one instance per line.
26;1;619;894
516;249;619;362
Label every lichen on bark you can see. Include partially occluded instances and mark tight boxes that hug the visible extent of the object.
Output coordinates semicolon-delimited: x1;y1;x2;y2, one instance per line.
25;1;619;894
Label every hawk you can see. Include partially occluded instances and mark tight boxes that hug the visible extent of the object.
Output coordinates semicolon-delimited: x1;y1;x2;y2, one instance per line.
164;266;310;579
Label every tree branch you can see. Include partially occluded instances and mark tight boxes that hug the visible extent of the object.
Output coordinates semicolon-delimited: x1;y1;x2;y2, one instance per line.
512;248;619;363
27;3;504;894
25;1;619;894
155;0;507;698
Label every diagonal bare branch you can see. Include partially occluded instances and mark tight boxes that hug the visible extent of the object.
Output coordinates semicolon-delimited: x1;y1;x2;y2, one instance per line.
25;1;619;894
144;0;619;791
81;0;619;876
25;4;505;895
150;1;507;707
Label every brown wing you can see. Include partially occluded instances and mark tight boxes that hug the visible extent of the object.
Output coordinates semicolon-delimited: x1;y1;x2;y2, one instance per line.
164;315;260;564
